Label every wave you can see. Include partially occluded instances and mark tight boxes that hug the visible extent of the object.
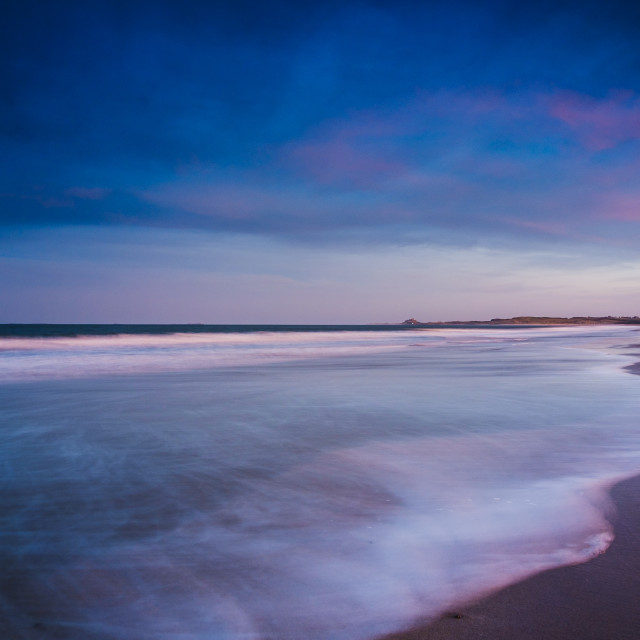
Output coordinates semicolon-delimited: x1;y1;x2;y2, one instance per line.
0;325;632;382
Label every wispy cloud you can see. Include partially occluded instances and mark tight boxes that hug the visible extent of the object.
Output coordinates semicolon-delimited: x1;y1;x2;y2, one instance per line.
130;88;640;248
547;91;640;151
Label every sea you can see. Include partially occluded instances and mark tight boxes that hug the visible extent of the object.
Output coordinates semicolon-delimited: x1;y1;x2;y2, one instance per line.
1;323;640;639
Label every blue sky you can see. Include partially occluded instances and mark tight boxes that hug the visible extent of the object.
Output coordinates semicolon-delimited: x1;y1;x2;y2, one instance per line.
2;0;640;322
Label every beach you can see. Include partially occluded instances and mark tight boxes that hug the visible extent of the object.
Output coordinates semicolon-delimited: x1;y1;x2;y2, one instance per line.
384;471;640;640
1;324;640;639
388;354;640;640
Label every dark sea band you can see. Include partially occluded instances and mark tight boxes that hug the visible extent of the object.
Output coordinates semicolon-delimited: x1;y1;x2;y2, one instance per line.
0;322;607;339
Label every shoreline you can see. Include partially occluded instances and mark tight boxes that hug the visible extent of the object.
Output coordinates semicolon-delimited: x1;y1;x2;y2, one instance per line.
380;473;640;640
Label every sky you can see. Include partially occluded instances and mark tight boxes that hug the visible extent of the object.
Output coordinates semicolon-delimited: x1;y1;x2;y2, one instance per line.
1;0;640;323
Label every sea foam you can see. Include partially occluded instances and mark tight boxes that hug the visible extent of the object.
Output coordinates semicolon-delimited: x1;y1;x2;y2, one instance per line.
1;325;639;638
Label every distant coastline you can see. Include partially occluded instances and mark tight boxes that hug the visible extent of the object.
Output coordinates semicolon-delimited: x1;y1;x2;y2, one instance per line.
1;318;639;340
399;316;640;326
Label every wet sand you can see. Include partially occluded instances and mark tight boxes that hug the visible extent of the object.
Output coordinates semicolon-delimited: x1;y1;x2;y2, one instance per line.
381;473;640;640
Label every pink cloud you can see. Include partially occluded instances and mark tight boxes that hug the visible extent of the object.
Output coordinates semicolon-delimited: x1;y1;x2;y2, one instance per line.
496;217;570;237
136;88;640;247
287;136;408;187
280;89;556;190
590;193;640;222
548;91;640;151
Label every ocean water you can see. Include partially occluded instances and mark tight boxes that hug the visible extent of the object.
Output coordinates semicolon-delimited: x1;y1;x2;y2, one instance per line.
1;324;640;639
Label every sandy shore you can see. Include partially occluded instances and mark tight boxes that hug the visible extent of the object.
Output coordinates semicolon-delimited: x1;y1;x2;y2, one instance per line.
380;474;640;640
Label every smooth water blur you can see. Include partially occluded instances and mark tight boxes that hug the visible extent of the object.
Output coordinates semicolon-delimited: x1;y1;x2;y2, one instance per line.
1;326;639;639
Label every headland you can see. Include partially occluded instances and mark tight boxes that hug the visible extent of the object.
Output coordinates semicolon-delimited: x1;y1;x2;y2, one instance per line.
400;316;640;326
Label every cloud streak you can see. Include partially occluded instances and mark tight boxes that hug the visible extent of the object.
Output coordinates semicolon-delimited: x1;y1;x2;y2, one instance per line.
548;91;640;151
4;82;639;252
126;89;640;247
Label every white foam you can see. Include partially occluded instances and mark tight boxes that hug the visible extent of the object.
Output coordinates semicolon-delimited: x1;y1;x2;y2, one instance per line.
30;432;637;640
0;330;408;381
0;324;635;382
